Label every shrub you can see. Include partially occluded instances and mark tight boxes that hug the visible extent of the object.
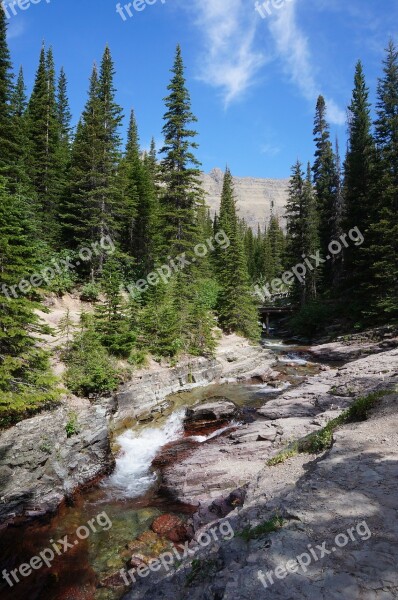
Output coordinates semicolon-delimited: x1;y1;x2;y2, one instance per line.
65;411;80;438
128;349;148;367
80;282;100;302
289;301;335;339
64;324;119;397
37;250;78;296
237;515;284;542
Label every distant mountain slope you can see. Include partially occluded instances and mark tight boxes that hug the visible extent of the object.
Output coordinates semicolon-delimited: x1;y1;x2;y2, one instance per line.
201;168;289;231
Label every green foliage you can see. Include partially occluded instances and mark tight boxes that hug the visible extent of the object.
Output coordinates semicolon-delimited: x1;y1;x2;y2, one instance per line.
160;44;203;259
288;301;335;339
312;95;339;289
0;179;59;428
195;278;220;311
344;390;387;422
267;447;298;466
364;41;398;319
95;259;136;358
216;168;260;341
128;349;148;368
61;46;123;272
65;411;80;437
343;60;374;312
35;249;78;295
0;10;21;187
27;46;64;240
286;161;319;304
237;515;284;542
39;437;52;454
80;282;100;302
64;320;119;397
185;558;218;587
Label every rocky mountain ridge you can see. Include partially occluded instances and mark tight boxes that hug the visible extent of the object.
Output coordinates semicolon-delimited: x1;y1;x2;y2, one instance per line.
201;168;289;230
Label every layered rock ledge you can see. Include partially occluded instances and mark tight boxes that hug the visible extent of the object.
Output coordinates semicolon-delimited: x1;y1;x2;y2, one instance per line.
0;335;272;525
122;349;398;600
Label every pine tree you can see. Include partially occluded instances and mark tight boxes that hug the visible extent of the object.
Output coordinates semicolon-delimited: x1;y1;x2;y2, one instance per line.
62;47;123;272
118;109;139;262
122;110;158;276
95;258;135;357
160;44;204;259
244;224;256;280
0;10;19;188
286;161;319;304
268;214;286;278
10;67;29;188
27;45;62;238
312;95;338;289
0;178;57;424
366;41;398;317
216;168;260;340
333;139;344;282
343;61;374;308
61;67;101;249
56;68;72;182
260;225;275;283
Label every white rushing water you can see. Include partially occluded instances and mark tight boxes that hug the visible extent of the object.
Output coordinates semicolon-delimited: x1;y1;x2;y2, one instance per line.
278;352;308;366
103;410;185;499
188;422;239;443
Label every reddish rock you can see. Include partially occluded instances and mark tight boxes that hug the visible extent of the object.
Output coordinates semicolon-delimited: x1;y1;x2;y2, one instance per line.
151;513;189;543
99;571;128;589
56;583;97;598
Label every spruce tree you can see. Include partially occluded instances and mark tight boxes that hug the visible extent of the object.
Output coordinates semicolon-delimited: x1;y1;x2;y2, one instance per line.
216;168;260;340
10;67;29;188
312;95;338;289
0;10;19;188
160;44;204;259
366;41;398;317
27;45;62;238
0;178;57;424
343;61;374;308
56;68;72;182
286;161;319;304
95;258;135;357
268;214;286;278
118;109;139;262
155;45;215;355
260;225;275;284
122;110;158;276
62;47;123;272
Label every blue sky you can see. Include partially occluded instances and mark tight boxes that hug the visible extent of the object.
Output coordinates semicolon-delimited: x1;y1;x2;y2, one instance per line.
5;0;398;178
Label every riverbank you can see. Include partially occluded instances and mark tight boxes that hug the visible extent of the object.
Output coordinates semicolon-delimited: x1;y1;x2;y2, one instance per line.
0;334;273;526
121;345;398;600
1;327;397;600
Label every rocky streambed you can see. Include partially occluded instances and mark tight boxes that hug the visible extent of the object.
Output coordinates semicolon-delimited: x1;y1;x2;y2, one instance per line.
0;329;397;600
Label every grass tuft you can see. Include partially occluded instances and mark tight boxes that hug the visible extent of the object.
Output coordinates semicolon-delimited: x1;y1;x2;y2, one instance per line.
267;390;389;466
237;515;284;542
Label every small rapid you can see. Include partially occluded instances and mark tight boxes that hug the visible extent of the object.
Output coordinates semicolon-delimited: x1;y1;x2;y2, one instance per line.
103;410;185;498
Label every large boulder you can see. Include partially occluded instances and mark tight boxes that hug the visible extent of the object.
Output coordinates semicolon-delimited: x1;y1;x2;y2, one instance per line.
184;398;240;432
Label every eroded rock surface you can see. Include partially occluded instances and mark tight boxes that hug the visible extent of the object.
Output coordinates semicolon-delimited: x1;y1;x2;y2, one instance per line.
158;349;397;508
122;372;398;600
0;398;115;525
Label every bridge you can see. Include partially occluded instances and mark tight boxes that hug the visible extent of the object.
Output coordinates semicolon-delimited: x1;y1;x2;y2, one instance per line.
258;293;294;334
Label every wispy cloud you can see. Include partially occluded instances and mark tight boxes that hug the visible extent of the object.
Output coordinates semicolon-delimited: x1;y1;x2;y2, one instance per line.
267;0;345;125
260;142;281;157
189;0;267;106
6;18;26;40
185;0;345;123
